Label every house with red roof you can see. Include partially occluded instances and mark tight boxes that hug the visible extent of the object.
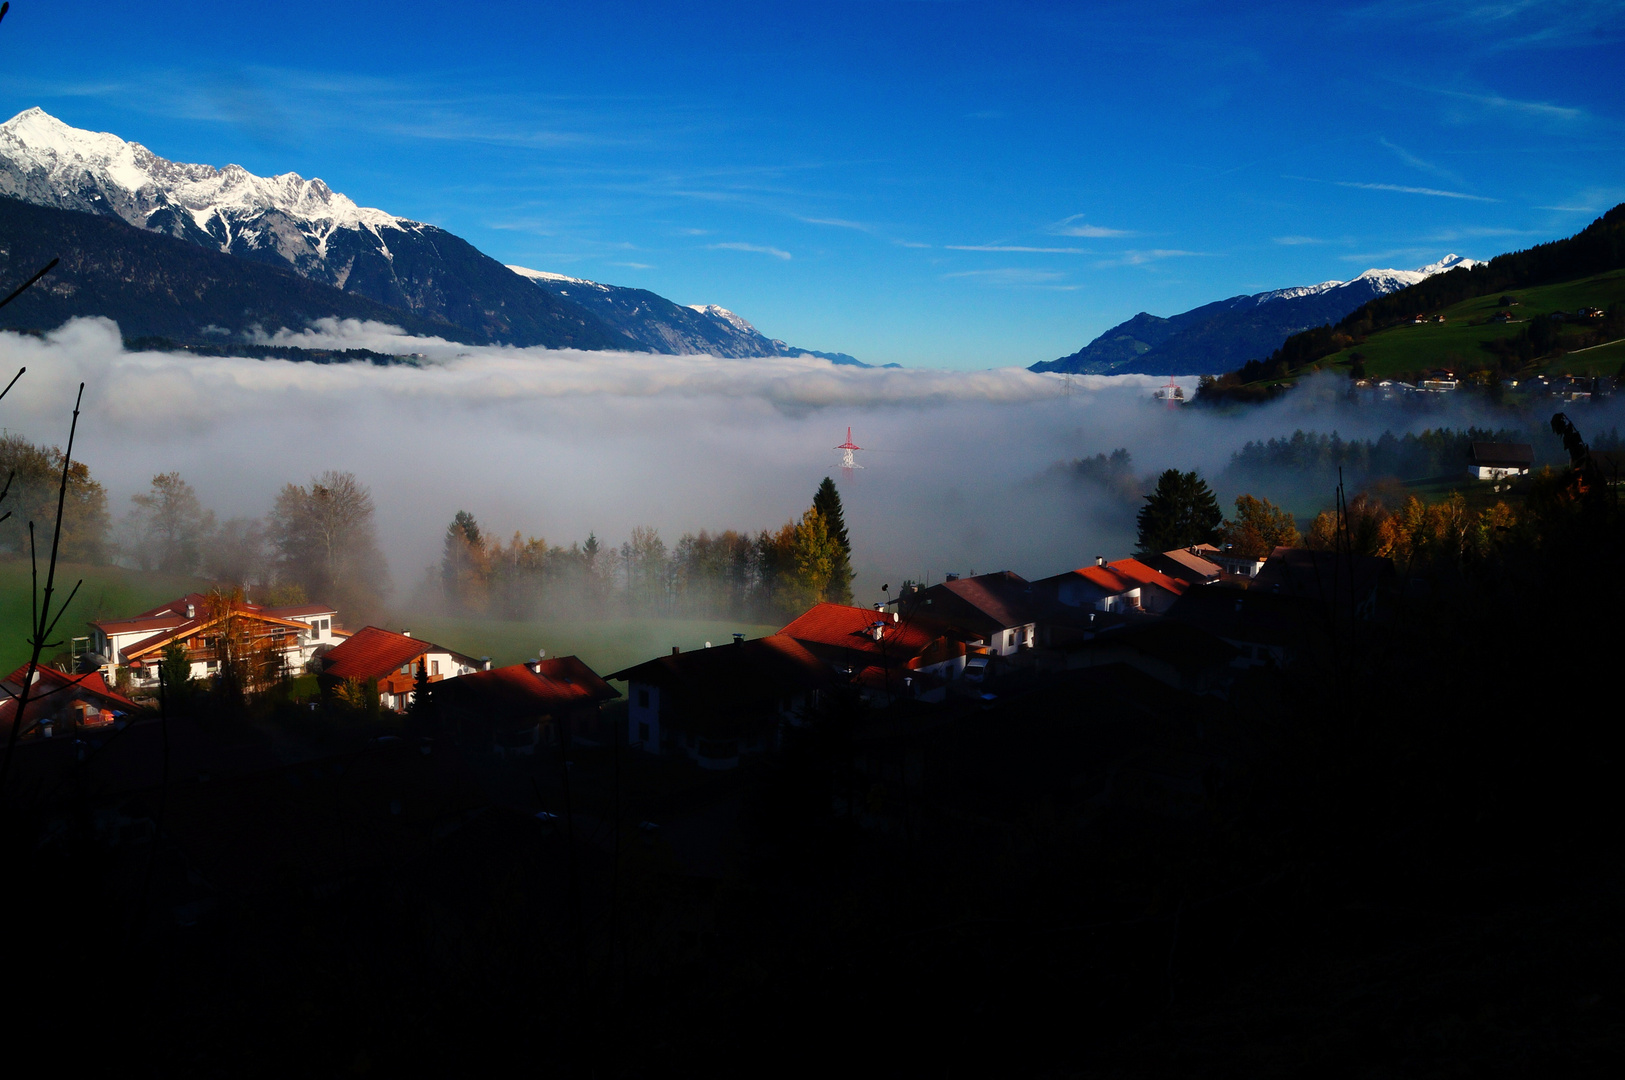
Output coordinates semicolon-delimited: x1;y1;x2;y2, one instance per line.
88;592;340;690
897;571;1043;657
607;636;828;769
780;601;969;703
435;655;618;754
0;664;141;742
1037;557;1189;615
318;626;484;713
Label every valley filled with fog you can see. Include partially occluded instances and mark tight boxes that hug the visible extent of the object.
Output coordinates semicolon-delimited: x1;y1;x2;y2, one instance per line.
2;316;1613;613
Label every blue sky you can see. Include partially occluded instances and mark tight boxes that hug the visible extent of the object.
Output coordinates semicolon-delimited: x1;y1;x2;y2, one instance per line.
2;0;1622;368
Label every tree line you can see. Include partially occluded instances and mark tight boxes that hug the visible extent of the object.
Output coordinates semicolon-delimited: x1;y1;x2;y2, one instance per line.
0;433;389;621
437;478;856;622
1220;424;1600;489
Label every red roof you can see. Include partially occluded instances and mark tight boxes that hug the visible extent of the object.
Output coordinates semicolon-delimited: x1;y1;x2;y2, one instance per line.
1071;559;1188;598
1104;559;1188;596
0;664;141;734
780;602;965;661
437;656;618;720
320;626;464;681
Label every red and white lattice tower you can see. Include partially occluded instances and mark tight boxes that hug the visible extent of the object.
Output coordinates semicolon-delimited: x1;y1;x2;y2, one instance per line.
835;426;864;478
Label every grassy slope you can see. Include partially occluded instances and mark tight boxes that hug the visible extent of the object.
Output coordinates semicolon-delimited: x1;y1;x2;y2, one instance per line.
364;614;783;680
0;558;213;674
1310;268;1625;379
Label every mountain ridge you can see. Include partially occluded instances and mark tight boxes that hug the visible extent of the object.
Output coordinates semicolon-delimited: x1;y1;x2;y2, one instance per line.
0;108;863;363
1034;255;1479;377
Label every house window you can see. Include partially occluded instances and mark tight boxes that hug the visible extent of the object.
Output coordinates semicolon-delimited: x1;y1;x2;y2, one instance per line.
1006;631;1015;647
637;689;649;709
432;660;440;676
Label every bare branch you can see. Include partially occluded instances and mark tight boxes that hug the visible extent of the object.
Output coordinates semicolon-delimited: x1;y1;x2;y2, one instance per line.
0;258;59;311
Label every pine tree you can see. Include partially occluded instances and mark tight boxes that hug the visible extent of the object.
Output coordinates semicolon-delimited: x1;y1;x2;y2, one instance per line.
811;478;854;604
1136;469;1222;553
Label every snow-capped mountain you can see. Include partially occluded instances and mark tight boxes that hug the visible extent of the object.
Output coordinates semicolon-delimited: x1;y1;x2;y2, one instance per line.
0;108;863;358
0;107;625;349
1033;254;1481;376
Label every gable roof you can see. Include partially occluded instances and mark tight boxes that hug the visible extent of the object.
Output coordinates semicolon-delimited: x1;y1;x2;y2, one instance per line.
1103;559;1188;596
907;572;1039;636
1063;559;1185;598
321;626;477;681
780;602;966;662
0;665;141;733
120;607;311;664
262;603;338;619
437;656;617;721
608;634;827;700
1141;547;1224;585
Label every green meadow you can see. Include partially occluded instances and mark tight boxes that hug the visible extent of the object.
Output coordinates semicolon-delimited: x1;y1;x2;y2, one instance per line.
1315;268;1625;380
0;556;781;682
0;558;209;674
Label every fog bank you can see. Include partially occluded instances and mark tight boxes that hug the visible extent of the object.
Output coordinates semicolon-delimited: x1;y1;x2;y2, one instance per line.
3;318;1611;608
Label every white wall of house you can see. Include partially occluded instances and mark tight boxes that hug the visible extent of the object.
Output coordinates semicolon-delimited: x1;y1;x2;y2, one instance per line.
628;681;661;753
986;623;1036;656
1472;465;1528;481
1091;589;1140;614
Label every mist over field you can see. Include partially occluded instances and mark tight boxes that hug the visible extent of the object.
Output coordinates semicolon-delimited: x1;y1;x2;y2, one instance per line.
3;317;1614;609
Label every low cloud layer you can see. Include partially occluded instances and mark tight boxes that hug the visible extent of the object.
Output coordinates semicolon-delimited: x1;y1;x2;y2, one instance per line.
2;318;1604;610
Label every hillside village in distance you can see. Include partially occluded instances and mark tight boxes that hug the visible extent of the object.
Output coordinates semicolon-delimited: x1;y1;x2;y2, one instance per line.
5;421;1544;795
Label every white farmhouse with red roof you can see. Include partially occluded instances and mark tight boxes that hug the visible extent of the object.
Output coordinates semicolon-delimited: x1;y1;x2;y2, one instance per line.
317;626;484;713
88;592;340;688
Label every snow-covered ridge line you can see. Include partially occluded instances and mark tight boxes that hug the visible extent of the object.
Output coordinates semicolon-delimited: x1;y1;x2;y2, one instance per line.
0;107;409;242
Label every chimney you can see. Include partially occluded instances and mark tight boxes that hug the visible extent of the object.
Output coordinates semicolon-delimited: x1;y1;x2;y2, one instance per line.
402;629;412;638
1095;555;1105;567
870;622;885;641
480;657;492;671
672;646;680;656
732;633;744;645
874;602;884;611
185;602;196;619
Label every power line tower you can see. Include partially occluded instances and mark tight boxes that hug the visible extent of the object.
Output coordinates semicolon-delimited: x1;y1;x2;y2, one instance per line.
835;427;864;479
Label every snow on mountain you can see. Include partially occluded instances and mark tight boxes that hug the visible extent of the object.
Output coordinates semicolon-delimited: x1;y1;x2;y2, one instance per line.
686;303;762;337
0;107;414;275
1034;253;1483;377
0;108;624;349
507;265;595;287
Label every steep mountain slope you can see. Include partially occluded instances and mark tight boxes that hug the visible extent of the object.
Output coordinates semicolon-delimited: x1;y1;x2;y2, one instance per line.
0;196;470;343
1034;256;1478;376
0;108;624;349
510;266;874;364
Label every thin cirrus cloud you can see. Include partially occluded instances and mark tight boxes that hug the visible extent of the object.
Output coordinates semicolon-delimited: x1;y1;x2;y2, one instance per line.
1094;249;1209;268
942;268;1071;287
1287;175;1499;203
1336;180;1499;202
1378;136;1460;183
1273;236;1324;246
708;242;792;260
1049;214;1135;238
945;245;1092;254
1429;86;1584;122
